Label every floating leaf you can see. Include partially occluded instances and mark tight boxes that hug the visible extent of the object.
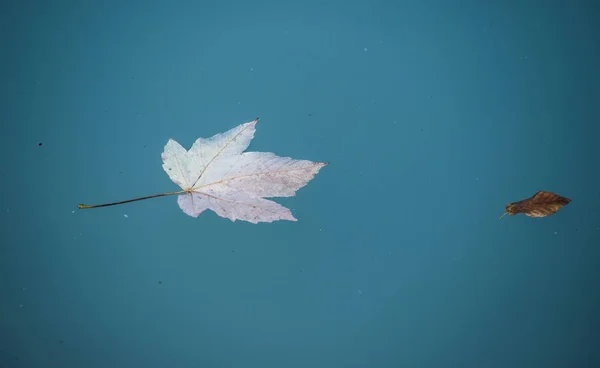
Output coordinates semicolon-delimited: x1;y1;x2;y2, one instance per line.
499;191;571;219
79;118;328;223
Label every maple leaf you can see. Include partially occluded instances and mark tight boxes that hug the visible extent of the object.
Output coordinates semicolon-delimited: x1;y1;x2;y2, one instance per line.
79;118;328;223
499;191;571;219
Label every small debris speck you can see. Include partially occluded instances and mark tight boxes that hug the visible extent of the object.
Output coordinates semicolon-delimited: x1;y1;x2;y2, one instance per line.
38;142;43;146
123;214;128;218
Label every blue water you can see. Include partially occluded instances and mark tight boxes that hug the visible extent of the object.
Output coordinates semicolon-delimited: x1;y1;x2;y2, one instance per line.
2;1;599;367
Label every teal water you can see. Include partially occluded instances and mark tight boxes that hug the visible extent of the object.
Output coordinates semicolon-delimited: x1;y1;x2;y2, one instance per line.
1;1;599;367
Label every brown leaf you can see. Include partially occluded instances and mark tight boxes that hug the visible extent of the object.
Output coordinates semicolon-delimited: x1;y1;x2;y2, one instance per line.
500;191;571;219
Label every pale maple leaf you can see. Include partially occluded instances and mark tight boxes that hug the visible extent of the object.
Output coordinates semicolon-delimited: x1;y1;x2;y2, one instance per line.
79;118;328;223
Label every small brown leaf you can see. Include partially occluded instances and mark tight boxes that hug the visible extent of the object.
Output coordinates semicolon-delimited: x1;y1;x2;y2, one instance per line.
500;191;571;219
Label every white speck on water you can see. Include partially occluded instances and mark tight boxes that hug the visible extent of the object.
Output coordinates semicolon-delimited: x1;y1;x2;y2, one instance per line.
554;231;558;235
124;214;129;218
72;210;75;214
250;68;254;71
364;48;368;51
357;289;363;295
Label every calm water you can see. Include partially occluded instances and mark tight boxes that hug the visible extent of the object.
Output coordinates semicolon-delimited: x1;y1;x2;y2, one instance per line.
1;1;599;367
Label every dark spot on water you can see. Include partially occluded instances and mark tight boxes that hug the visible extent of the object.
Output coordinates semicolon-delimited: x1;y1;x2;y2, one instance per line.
38;142;43;146
158;281;162;284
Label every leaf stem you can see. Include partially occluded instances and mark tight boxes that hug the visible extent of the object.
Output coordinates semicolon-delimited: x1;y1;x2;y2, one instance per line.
78;190;186;209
